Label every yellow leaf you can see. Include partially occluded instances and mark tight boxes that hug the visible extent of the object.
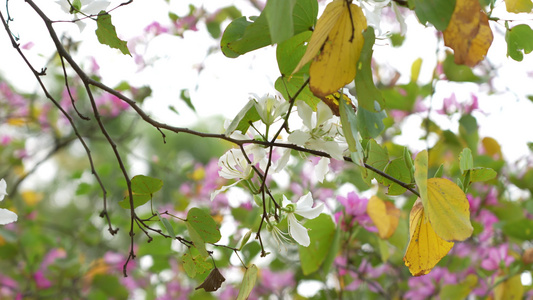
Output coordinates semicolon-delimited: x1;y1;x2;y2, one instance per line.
367;196;400;239
443;0;493;67
7;118;26;126
21;190;43;206
414;150;473;242
482;137;502;159
505;0;533;13
293;0;367;98
426;178;473;241
494;273;524;300
404;199;454;276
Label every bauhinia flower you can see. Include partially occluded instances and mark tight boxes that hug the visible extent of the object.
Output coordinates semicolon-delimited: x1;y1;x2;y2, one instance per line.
211;146;265;200
266;217;293;251
0;179;18;225
252;94;290;126
282;192;324;247
288;101;345;161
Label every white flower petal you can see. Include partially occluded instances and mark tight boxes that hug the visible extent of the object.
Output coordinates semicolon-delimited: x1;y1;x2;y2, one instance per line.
314;157;330;183
83;0;111;15
296;192;314;209
282;195;291;207
0;208;17;225
0;179;7;201
316;101;333;126
288;130;311;146
274;148;291;173
296;101;314;130
295;203;324;219
287;213;310;247
210;181;240;201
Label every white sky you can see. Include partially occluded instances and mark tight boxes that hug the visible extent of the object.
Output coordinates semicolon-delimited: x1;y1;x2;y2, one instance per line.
0;0;532;163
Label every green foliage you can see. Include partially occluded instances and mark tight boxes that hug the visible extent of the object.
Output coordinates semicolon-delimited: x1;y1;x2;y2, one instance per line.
354;27;386;112
413;0;456;30
95;11;130;55
298;214;336;275
506;24;533;61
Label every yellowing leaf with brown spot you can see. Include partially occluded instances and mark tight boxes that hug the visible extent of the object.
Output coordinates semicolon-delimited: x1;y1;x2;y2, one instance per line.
367;196;400;239
426;178;473;241
505;0;533;13
443;0;493;67
404;199;454;276
293;0;367;98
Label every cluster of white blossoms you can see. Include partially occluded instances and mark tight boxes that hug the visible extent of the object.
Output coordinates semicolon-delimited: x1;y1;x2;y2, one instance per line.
214;94;346;248
0;179;17;225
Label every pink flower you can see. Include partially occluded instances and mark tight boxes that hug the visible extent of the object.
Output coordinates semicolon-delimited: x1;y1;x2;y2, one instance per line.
335;192;375;231
145;21;169;35
436;93;458;115
463;93;479;114
404;267;458;299
34;270;52;289
475;209;499;243
481;245;514;271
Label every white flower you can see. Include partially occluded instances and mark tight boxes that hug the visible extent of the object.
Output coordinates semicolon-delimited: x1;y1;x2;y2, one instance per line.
253;94;290;126
288;101;345;161
0;179;17;225
266;217;292;251
360;0;392;37
211;145;265;200
56;0;111;31
282;192;324;247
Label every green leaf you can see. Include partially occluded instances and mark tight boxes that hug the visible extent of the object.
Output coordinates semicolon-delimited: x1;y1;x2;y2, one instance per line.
277;31;312;76
95;11;130;55
71;0;81;13
321;218;341;274
180;89;196;112
414;0;456;31
502;218;533;240
131;175;163;195
383;158;411;195
443;53;481;82
275;75;320;110
120;193;151;209
265;0;296;44
221;16;268;58
365;139;389;183
292;0;318;33
237;265;258;300
119;175;163;209
91;274;129;299
186;222;209;258
298;214;336;275
157;211;176;238
471;167;497;182
221;0;317;58
459;115;479;153
224;99;261;136
182;254;212;278
356;107;386;139
459;148;473;173
439;274;477;300
182;253;197;278
339;94;364;166
187;208;221;243
414;150;429;209
506;24;533;62
354;27;386;112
